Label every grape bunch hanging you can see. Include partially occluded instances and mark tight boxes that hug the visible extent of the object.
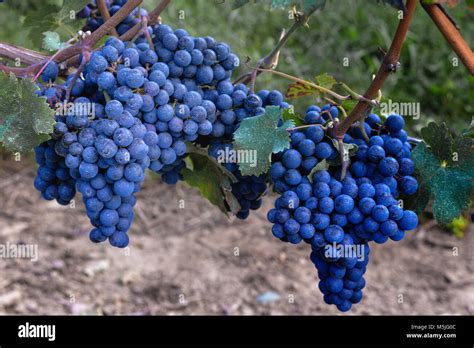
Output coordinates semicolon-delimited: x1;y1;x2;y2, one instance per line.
32;0;419;311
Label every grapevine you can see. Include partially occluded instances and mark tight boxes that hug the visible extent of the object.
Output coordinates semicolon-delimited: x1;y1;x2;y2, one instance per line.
0;0;473;314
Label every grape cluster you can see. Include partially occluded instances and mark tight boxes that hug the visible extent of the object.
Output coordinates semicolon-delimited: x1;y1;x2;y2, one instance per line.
32;2;424;311
78;0;149;39
345;113;419;198
33;139;76;205
267;107;419;311
310;240;370;312
34;17;277;247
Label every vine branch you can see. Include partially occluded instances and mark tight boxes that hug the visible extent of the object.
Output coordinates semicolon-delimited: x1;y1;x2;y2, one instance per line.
330;0;417;138
247;64;379;105
0;42;46;65
0;0;143;77
61;0;171;70
53;0;143;64
120;0;171;41
97;0;120;38
421;2;474;75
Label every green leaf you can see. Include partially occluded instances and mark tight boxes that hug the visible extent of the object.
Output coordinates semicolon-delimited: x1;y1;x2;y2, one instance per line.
24;4;61;46
429;167;471;224
411;141;442;179
308;159;329;182
285;81;319;99
330;138;359;157
24;0;87;48
453;134;474;176
420;122;453;164
58;0;91;21
412;138;474;224
42;32;63;51
327;139;358;167
0;73;55;153
315;73;336;90
233;106;294;176
282;108;304;127
341;99;358;114
182;152;241;216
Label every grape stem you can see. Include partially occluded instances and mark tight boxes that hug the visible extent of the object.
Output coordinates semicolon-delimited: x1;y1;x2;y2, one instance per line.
65;51;90;102
286;124;327;132
247;64;378;105
330;0;417;138
421;2;474;75
141;16;155;50
235;4;320;89
31;50;63;83
337;137;349;180
97;0;120;38
407;136;422;145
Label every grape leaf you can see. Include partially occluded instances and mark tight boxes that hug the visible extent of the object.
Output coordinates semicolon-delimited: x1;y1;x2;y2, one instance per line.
24;4;61;46
315;73;336;90
453;135;474;176
282;108;304;126
420;122;453;164
233;106;294;176
286;73;336;100
412;132;474;224
42;31;71;52
182;152;241;216
285;81;318;99
341;99;358;114
24;0;88;48
326;140;358;167
330;139;359;157
0;73;55;153
429;168;471;224
58;0;91;21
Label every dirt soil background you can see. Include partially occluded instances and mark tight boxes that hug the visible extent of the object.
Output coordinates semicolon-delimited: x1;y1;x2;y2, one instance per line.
0;159;473;315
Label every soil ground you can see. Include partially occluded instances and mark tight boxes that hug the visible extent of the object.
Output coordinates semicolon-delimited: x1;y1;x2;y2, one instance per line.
0;159;473;315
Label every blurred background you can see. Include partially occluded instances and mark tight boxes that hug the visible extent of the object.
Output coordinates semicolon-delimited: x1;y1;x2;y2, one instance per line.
0;0;472;315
